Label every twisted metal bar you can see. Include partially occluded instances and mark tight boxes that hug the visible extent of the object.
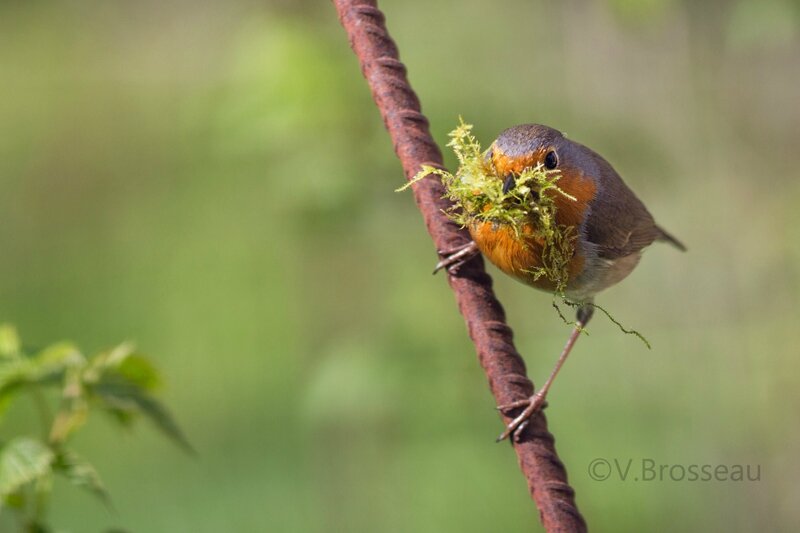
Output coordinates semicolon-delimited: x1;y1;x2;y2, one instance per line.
332;1;586;531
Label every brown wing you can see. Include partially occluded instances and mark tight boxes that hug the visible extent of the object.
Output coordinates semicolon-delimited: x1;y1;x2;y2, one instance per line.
578;148;671;260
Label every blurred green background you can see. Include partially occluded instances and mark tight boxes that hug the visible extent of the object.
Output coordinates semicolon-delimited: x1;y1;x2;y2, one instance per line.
1;0;798;531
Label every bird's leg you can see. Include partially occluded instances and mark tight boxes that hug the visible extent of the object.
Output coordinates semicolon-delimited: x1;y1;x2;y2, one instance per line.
433;241;480;275
496;303;595;442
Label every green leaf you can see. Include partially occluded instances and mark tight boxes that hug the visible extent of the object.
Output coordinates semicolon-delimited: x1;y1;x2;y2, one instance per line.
53;449;110;506
83;345;161;390
0;329;85;424
83;342;135;384
34;342;85;371
91;381;193;453
0;358;32;396
0;437;54;498
0;342;83;396
130;394;192;453
115;354;161;392
0;324;21;359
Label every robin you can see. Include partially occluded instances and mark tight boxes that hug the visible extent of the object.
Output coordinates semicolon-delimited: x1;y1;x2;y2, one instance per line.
434;124;685;441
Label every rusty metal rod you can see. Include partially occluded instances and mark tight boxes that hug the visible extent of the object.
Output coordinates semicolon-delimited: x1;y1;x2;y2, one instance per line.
332;1;586;531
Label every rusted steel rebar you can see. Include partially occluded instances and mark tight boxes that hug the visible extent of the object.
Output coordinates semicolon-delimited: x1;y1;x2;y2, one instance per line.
332;1;586;531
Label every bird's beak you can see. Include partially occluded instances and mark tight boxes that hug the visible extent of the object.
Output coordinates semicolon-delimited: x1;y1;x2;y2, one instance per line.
502;174;516;194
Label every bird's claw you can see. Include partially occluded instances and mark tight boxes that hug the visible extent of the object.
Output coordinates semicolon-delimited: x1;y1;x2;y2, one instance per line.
495;392;548;442
433;241;479;275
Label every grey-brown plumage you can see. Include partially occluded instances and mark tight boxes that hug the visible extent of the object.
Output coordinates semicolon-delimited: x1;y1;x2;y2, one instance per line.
484;124;685;301
574;140;686;259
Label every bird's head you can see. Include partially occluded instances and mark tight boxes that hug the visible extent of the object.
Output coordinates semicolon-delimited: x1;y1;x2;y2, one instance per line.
487;124;598;228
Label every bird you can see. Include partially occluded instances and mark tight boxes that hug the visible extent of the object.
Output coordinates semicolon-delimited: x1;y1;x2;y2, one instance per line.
434;124;685;441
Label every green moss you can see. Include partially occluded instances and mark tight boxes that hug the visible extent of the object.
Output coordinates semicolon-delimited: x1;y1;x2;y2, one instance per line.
398;118;577;292
555;299;651;348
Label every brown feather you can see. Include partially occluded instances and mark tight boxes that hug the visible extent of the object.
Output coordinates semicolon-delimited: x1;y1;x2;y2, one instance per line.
573;144;663;259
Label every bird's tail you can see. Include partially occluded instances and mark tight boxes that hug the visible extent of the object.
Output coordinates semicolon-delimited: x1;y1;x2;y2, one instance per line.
656;225;687;252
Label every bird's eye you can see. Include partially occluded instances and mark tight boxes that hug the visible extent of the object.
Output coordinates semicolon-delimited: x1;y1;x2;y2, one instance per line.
544;150;558;170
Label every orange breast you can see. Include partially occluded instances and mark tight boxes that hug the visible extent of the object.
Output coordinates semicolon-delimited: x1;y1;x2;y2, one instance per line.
478;152;597;291
550;170;596;229
469;220;584;292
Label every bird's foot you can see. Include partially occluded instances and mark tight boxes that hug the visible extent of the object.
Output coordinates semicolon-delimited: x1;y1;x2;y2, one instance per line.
433;241;479;275
495;391;548;442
